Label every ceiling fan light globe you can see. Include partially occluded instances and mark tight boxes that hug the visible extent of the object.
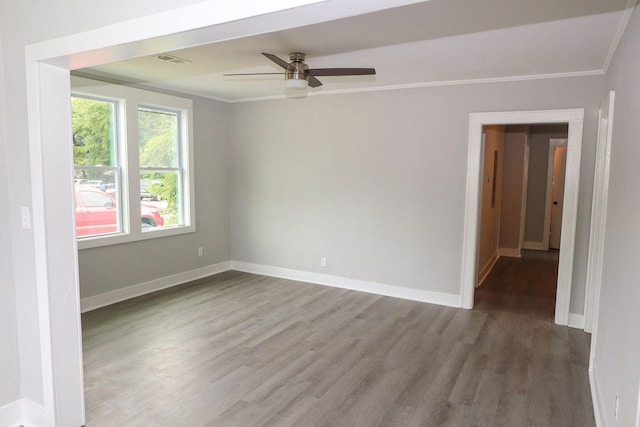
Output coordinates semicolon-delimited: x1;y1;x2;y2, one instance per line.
285;77;308;89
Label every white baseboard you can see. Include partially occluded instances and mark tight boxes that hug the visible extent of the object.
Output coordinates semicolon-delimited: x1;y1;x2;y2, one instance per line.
0;399;44;427
589;365;606;427
0;400;22;427
22;399;45;427
498;247;521;258
80;261;232;312
522;241;548;250
231;261;461;308
568;312;585;330
477;252;499;287
80;259;462;313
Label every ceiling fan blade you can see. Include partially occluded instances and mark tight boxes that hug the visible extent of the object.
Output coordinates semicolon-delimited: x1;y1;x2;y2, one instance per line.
308;75;323;88
223;72;284;76
262;52;290;70
307;68;376;76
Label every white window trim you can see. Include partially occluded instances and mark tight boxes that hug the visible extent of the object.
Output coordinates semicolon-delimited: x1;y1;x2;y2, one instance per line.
71;76;195;249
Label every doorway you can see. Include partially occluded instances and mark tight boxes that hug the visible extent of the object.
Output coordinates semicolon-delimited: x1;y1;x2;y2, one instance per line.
475;126;568;315
460;109;584;327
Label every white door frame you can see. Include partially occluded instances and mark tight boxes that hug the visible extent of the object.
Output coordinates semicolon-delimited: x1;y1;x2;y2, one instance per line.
584;91;615;334
545;138;568;250
24;1;422;424
460;109;584;326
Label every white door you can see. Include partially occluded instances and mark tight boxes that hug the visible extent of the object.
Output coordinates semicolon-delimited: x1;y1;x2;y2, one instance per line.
549;146;567;249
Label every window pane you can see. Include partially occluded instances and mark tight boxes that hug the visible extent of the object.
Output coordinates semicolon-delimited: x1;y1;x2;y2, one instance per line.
79;189;114;207
72;97;117;167
72;96;122;238
138;107;179;168
75;168;122;237
140;171;181;229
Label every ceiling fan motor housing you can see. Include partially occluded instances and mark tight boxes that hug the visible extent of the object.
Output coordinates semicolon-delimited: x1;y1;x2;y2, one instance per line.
286;52;309;83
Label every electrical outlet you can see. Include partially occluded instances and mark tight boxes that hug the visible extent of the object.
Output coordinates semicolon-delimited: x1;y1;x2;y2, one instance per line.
198;247;203;257
614;394;619;420
320;257;327;268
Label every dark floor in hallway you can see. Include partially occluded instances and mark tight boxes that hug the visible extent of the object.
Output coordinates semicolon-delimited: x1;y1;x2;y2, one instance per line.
475;249;559;316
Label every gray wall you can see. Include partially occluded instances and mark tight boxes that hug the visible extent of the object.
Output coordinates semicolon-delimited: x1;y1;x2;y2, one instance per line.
77;94;231;299
523;124;569;244
596;4;640;425
230;76;602;309
499;125;527;252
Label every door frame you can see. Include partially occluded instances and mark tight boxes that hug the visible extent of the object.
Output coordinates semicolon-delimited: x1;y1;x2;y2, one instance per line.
545;138;568;250
584;91;615;334
460;109;584;326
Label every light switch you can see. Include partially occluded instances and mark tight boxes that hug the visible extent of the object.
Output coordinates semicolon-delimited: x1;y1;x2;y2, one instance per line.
21;206;31;229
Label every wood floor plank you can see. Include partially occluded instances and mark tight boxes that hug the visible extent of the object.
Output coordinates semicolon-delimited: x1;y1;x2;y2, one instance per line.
468;369;506;427
82;250;595;426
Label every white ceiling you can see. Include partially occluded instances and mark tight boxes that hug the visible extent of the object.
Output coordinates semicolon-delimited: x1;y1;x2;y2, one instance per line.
79;0;633;102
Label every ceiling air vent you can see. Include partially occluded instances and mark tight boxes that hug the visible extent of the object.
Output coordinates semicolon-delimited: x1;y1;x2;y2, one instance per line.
154;54;191;64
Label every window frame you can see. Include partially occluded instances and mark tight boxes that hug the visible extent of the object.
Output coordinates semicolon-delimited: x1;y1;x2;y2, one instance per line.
72;76;195;249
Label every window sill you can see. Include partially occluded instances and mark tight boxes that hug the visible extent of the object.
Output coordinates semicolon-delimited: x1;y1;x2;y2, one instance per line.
77;224;195;250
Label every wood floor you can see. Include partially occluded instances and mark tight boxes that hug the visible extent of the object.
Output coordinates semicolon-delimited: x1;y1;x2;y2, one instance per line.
82;251;594;426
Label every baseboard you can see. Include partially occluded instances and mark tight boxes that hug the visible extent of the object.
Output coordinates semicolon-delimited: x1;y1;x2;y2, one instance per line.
568;312;585;330
80;259;462;312
80;261;232;312
22;399;45;427
477;252;499;287
230;261;461;308
0;400;22;427
522;241;547;250
589;365;607;427
0;399;44;427
498;247;521;258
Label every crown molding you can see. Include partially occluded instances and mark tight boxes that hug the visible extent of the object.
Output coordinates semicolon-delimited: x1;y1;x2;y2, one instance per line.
229;69;604;103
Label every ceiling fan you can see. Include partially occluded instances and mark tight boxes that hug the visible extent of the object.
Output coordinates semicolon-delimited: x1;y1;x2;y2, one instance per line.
224;52;376;89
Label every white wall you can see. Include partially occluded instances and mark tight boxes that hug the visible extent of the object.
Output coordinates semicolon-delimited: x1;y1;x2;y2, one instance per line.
594;4;640;426
0;30;21;410
0;0;214;416
230;76;602;310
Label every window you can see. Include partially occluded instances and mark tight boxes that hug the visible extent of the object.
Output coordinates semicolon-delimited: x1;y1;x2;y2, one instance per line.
72;96;123;237
71;77;195;249
138;106;184;228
